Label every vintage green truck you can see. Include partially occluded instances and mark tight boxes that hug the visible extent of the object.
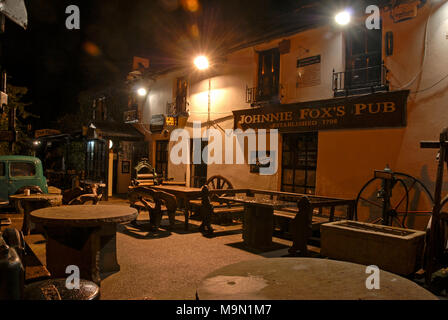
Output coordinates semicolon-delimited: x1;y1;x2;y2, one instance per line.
0;155;49;203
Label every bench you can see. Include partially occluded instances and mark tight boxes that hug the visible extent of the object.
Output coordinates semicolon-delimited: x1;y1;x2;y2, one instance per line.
62;185;102;205
1;228;51;284
272;197;355;254
128;186;177;229
23;234;52;284
189;199;244;225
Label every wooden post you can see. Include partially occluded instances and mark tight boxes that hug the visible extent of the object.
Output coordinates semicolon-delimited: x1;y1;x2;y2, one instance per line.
425;128;448;284
289;196;313;256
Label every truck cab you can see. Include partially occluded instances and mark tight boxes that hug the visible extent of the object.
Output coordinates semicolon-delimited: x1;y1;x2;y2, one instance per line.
0;156;49;203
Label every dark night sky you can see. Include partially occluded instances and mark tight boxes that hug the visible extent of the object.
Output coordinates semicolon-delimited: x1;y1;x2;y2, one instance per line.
0;0;334;130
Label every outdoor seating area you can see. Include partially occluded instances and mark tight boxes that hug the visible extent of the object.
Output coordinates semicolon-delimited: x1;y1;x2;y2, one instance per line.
1;158;448;301
4;0;448;309
1;176;448;300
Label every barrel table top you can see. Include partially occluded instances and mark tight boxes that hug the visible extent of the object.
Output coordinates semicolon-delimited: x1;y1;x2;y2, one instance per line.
197;258;438;300
30;205;138;227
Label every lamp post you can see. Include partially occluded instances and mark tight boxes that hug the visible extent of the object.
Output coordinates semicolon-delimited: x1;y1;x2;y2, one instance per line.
194;55;211;127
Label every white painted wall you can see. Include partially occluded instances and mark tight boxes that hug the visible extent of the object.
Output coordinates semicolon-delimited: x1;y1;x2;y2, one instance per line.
136;1;448;228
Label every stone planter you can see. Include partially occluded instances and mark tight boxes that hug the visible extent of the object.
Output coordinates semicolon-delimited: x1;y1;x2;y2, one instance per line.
320;220;426;276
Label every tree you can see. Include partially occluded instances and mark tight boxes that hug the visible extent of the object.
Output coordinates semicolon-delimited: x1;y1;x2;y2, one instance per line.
0;84;36;155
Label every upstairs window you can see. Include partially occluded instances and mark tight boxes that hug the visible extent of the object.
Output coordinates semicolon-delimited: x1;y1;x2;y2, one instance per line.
257;48;280;101
345;23;383;91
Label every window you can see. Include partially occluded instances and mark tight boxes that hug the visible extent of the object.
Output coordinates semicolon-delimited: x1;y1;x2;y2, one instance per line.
85;139;107;182
257;48;280;101
155;140;169;177
344;23;383;90
0;162;5;176
281;133;318;194
175;77;188;114
10;162;36;177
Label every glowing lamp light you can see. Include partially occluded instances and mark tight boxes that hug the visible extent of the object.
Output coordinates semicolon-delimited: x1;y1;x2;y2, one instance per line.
335;10;351;26
194;55;209;70
137;88;147;96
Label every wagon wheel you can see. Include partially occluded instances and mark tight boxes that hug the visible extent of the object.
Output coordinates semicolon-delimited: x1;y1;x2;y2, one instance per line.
206;175;233;190
205;175;234;201
355;172;434;230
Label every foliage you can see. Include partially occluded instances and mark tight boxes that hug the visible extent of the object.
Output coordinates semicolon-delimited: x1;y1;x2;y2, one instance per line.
0;85;37;155
56;86;128;132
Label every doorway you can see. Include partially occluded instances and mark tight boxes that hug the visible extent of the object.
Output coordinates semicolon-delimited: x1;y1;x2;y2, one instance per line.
190;139;208;188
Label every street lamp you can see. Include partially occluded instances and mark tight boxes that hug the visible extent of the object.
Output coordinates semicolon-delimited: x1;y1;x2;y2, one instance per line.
335;9;351;26
137;87;147;96
194;55;209;70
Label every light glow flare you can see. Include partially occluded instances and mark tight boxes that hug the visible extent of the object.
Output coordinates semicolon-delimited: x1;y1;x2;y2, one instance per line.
137;88;147;96
335;10;351;26
194;56;209;70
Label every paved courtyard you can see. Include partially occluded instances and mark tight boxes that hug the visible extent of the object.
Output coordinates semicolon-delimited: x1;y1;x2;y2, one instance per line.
1;198;294;300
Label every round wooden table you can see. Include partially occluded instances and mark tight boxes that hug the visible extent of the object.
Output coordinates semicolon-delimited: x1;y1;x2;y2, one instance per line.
30;205;138;284
9;194;63;235
197;258;438;300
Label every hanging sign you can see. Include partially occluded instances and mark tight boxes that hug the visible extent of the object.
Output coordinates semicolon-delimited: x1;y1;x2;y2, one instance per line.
392;1;419;23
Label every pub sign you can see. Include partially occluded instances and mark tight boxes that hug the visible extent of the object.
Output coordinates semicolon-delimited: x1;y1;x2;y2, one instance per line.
233;90;409;133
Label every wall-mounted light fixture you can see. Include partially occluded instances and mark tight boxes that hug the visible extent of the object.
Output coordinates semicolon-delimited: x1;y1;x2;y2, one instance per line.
137;87;147;96
335;9;352;26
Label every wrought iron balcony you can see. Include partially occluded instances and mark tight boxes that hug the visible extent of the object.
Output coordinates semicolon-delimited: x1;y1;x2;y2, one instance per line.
123;108;139;124
333;64;389;97
246;86;280;106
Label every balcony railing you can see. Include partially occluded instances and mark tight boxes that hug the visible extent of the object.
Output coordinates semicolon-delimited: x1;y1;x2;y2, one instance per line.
246;86;280;106
333;64;389;97
123;109;139;124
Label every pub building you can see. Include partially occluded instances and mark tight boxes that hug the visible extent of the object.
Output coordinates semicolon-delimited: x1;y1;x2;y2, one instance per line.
124;1;447;228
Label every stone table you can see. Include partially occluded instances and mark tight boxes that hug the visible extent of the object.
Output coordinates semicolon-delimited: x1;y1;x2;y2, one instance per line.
30;205;138;284
220;195;296;250
196;258;439;300
9;194;63;235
